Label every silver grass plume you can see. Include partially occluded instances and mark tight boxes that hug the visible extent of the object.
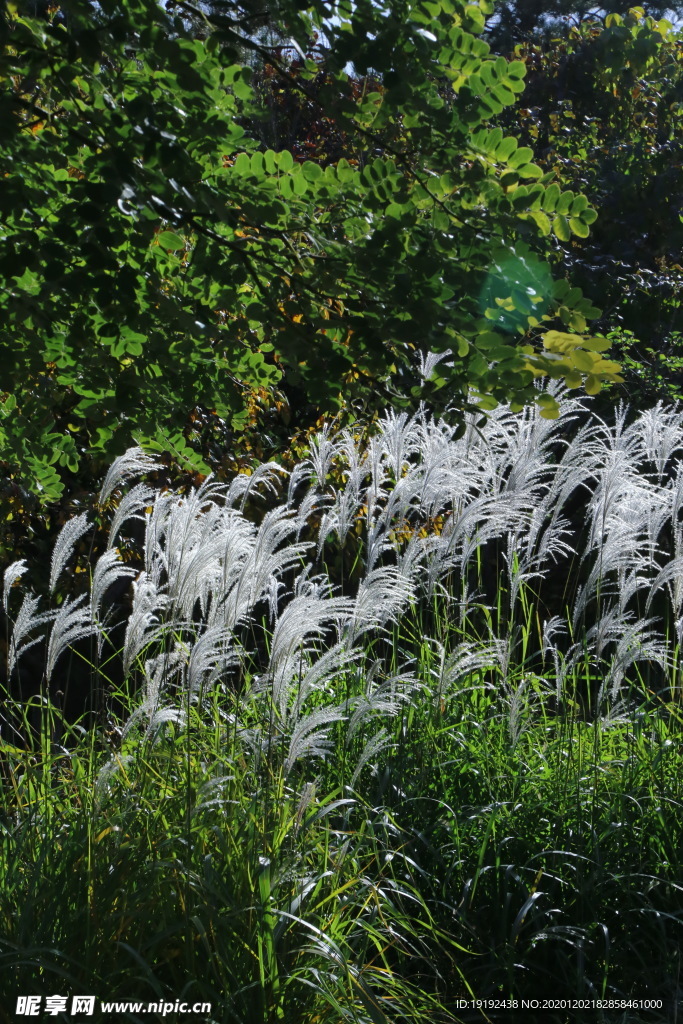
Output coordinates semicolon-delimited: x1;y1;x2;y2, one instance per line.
122;573;170;676
316;437;368;553
284;704;346;775
133;649;183;720
289;642;361;721
186;624;240;697
265;594;355;718
218;506;313;632
602;616;668;702
106;483;156;550
507;677;530;748
301;422;344;490
542;616;568;706
350;728;392;788
45;594;98;682
429;638;505;705
419;348;453;382
345;666;419;740
91;548;136;624
7;593;56;679
121;647;187;739
50;512;91;594
90;548;136;659
292;781;318;833
99;446;159;505
226;461;287;510
646;554;683;620
633;402;683;483
378;408;421;481
3;560;28;614
143;492;177;585
94;753;134;807
345;565;416;647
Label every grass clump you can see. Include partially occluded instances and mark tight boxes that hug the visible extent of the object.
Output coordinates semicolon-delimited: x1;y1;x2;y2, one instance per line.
1;388;682;1022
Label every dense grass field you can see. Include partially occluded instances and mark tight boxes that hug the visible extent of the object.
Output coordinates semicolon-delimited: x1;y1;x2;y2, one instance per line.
1;389;682;1023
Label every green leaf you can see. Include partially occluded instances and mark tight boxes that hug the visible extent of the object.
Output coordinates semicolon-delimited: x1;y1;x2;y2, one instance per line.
495;136;518;162
302;161;323;182
157;231;185;250
527;210;551;235
541;183;561;212
552;215;571;242
569;217;590;238
234;152;251;175
277;150;294;171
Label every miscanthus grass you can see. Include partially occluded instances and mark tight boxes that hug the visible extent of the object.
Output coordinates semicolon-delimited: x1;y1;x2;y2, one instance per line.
1;386;683;1022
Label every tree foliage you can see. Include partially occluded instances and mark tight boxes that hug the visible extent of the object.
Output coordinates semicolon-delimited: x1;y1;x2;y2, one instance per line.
0;0;621;502
494;7;683;402
486;0;683;51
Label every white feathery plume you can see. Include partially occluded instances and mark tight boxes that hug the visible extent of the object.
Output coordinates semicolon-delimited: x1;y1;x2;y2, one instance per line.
336;428;369;492
120;647;187;739
542;616;566;661
208;512;258;626
633;402;683;482
266;594;355;717
143;492;176;584
668;461;683;552
289;642;361;720
99;446;159;505
364;434;389;516
646;554;683;619
292;780;318;832
350;728;392;788
378;408;421;481
527;508;576;569
161;480;219;573
50;512;91;594
504;537;543;615
283;704;346;775
220;507;313;631
432;639;506;702
316;447;367;553
396;530;431;582
603;617;668;702
295;422;343;493
419;348;453;382
583;604;633;664
345;667;419;740
3;560;28;614
287;459;312;506
45;594;98;682
377;471;422;534
91;548;136;624
94;753;134;806
234;461;288;509
7;594;56;679
292;566;335;601
163;499;223;620
122;573;170;676
265;574;286;624
507;677;530;748
106;483;156;550
345;565;415;646
186;625;240;696
362;514;393;577
292;487;325;539
573;523;655;627
145;706;187;743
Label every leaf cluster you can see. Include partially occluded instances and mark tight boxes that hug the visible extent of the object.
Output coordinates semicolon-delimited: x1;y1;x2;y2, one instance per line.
0;0;620;505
